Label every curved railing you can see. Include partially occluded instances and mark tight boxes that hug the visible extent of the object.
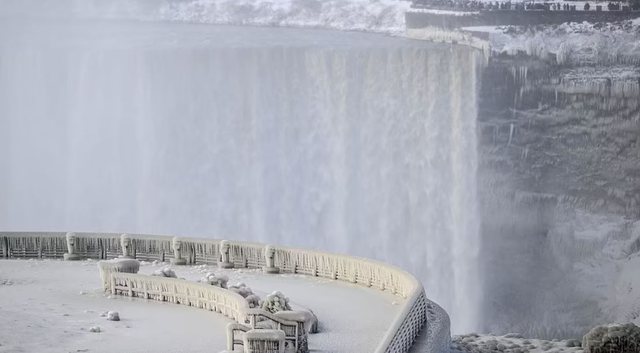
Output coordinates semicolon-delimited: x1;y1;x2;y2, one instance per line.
0;231;449;353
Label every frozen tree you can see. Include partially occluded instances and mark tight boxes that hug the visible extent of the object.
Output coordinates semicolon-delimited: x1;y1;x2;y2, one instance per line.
261;291;291;314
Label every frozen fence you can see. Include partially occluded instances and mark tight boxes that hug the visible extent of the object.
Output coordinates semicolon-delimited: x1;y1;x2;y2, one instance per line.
0;232;446;353
110;272;249;323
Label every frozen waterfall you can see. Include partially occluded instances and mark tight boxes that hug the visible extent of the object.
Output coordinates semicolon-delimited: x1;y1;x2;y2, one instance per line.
0;18;483;333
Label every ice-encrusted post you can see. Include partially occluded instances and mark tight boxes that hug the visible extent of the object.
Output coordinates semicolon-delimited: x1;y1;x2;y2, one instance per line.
218;240;234;269
120;233;134;259
2;236;9;258
170;237;186;265
63;232;83;261
262;245;280;274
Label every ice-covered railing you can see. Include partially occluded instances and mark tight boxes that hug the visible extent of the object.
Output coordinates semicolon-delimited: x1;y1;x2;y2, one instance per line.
110;272;249;323
0;232;445;353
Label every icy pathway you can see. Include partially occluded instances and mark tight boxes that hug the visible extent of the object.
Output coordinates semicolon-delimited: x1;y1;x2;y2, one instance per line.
0;259;402;353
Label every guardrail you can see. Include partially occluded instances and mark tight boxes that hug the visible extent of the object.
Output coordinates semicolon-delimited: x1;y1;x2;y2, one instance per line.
0;231;448;353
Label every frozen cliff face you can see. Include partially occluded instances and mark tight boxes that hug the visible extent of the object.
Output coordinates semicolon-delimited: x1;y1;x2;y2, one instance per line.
478;57;640;338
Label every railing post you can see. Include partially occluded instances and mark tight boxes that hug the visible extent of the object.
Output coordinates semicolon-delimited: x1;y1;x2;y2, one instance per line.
111;276;116;295
2;237;7;258
262;245;280;274
170;237;186;265
218;240;234;269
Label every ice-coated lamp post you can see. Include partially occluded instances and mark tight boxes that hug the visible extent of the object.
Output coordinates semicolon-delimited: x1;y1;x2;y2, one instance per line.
170;237;187;265
262;245;280;274
218;240;234;269
63;232;83;261
120;233;134;259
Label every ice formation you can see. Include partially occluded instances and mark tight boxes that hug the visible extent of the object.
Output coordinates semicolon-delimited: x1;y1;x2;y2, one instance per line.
97;258;141;290
582;323;640;353
63;232;82;261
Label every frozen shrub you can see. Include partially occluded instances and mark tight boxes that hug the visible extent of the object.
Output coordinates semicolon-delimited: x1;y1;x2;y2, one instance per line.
261;291;291;314
228;283;261;307
245;294;260;308
89;326;101;333
200;272;228;288
583;323;640;353
228;283;254;298
152;267;177;278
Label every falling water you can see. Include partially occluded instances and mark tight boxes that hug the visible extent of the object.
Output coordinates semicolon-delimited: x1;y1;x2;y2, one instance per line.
0;16;482;333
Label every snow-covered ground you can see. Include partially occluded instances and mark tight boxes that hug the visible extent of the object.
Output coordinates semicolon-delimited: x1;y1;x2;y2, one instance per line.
0;259;401;353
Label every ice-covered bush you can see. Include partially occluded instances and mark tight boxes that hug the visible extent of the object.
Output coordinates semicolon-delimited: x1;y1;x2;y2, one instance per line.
228;283;254;298
583;323;640;353
245;294;260;309
228;283;261;308
261;291;291;314
200;272;228;288
152;267;177;278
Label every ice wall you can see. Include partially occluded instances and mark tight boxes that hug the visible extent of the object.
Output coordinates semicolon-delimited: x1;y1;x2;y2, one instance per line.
0;19;483;333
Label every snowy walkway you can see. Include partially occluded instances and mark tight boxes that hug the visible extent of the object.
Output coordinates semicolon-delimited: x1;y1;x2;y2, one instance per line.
0;259;402;353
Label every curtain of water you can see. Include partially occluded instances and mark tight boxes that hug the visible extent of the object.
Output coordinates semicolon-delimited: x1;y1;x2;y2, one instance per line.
0;23;482;333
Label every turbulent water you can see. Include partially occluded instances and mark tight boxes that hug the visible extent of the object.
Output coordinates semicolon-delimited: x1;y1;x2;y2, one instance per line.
0;15;483;333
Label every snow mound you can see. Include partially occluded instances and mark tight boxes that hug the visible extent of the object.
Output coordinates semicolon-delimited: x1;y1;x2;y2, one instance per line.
106;311;120;321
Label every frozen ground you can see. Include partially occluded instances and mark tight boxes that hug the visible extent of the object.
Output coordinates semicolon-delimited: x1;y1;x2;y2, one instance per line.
0;259;401;353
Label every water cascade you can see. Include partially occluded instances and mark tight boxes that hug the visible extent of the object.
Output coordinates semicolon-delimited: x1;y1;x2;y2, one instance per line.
0;16;483;333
